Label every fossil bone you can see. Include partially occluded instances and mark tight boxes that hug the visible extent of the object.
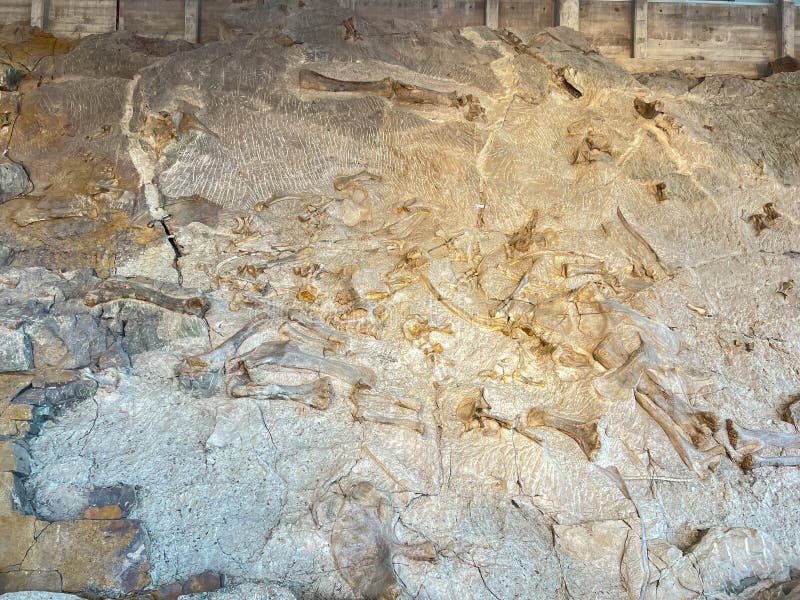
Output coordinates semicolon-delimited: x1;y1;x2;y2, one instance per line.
236;340;376;386
299;69;483;119
525;407;601;460
741;454;800;469
288;309;346;344
12;195;99;226
634;389;724;479
350;386;424;433
726;419;800;456
352;408;425;433
85;278;209;317
176;316;272;395
230;377;333;410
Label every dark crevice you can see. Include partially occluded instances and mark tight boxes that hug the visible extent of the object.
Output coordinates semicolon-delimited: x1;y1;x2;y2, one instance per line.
149;215;184;286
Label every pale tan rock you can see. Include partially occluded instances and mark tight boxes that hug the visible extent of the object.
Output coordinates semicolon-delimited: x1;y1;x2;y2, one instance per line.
0;515;35;570
21;520;150;595
0;570;62;594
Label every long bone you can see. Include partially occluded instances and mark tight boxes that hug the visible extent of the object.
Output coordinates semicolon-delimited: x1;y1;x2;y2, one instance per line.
595;339;718;447
85;277;209;317
299;69;476;112
176;316;272;394
353;386;421;413
350;386;424;433
634;389;724;479
282;309;346;353
726;419;800;455
456;391;543;443
742;454;800;469
352;408;425;433
525;408;601;460
230;377;333;410
236;340;376;387
637;370;718;448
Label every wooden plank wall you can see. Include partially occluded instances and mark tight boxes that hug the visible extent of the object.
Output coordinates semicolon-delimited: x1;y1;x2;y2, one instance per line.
0;0;31;25
498;0;554;29
795;5;800;54
580;0;632;56
48;0;116;36
120;0;184;40
348;0;486;27
647;2;778;60
0;0;796;61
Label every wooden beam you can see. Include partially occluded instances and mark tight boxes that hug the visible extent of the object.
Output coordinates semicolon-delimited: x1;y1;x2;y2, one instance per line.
185;0;200;43
633;0;647;58
485;0;499;29
779;0;795;58
558;0;579;30
30;0;48;29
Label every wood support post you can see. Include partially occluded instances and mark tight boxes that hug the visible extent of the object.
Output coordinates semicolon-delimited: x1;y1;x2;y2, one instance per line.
558;0;579;30
779;0;795;58
31;0;48;29
633;0;647;58
485;0;499;29
185;0;200;43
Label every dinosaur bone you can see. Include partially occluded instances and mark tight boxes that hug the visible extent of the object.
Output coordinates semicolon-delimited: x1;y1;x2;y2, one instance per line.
85;277;209;317
176;316;272;395
299;70;483;119
350;386;424;433
352;408;425;433
634;389;723;479
280;309;346;354
230;377;333;410
741;454;800;469
525;408;600;460
726;419;800;455
236;340;375;387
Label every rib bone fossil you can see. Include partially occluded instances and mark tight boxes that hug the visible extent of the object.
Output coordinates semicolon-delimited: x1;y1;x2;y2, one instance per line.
299;69;483;119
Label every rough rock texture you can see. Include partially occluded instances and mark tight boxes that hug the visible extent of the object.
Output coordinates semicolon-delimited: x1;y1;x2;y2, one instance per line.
0;160;31;204
0;4;799;599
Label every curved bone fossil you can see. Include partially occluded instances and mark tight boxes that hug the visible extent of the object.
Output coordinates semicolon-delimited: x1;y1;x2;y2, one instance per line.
85;277;209;317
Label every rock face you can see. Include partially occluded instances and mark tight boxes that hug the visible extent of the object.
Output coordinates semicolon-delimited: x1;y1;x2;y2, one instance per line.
0;160;31;204
0;3;799;599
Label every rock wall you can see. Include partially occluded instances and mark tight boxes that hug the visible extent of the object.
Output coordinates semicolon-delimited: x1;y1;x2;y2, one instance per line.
0;4;799;599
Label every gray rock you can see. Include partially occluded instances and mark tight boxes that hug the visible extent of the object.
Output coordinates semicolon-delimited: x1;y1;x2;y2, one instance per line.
0;325;32;372
178;583;297;600
0;594;85;600
0;66;21;92
0;159;31;203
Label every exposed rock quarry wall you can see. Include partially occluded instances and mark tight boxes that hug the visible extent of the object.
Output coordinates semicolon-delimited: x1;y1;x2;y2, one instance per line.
0;3;799;599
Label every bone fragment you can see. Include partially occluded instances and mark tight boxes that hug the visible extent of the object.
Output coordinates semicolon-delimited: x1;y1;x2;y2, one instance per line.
299;70;482;118
353;408;425;433
230;377;333;410
741;454;800;469
526;407;601;460
726;419;800;456
176;316;272;395
238;340;376;386
85;277;209;317
634;389;723;479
